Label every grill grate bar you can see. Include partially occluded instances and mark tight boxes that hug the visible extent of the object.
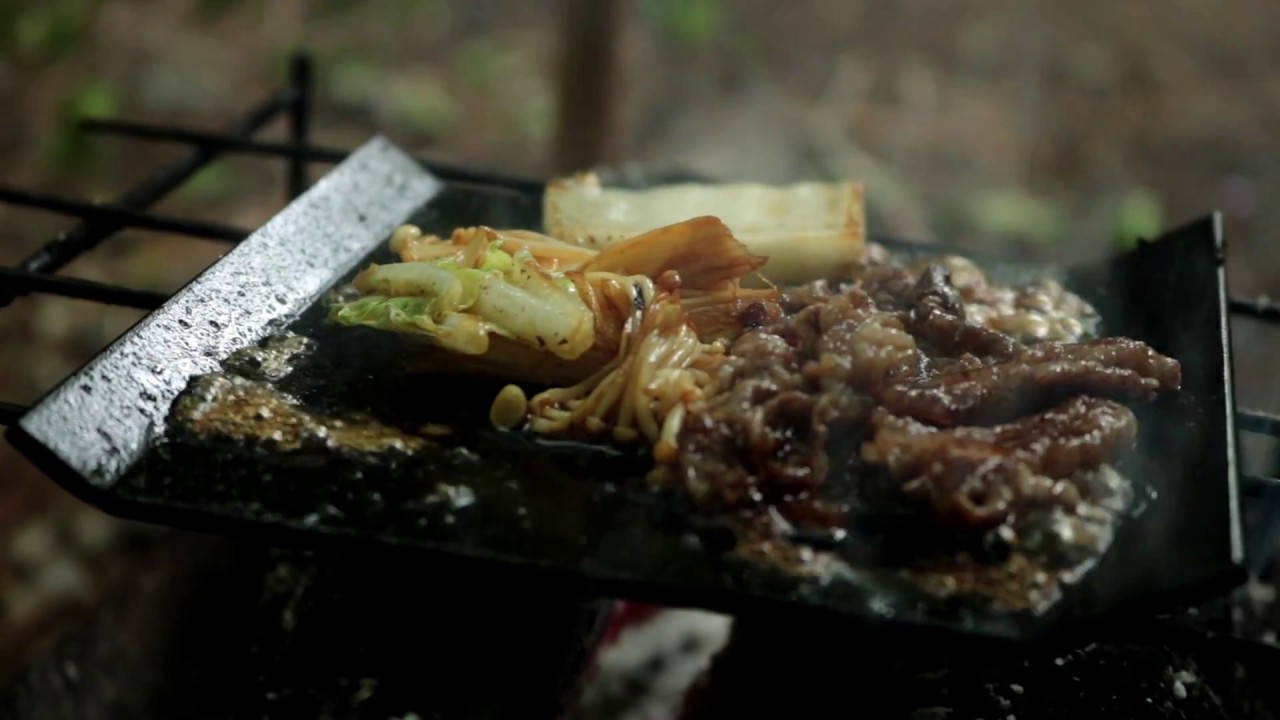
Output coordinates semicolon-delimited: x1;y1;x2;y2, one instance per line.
0;186;250;242
1230;296;1280;322
0;81;295;311
0;267;167;309
82;121;545;193
1243;474;1280;499
82;119;348;163
1238;408;1280;438
286;53;312;201
0;54;311;422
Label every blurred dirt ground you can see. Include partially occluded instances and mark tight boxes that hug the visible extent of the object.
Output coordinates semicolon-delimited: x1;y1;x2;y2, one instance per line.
3;0;1280;691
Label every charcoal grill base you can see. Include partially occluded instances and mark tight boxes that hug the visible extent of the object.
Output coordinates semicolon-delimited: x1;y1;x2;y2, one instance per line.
0;532;609;720
7;539;1277;720
679;615;1280;720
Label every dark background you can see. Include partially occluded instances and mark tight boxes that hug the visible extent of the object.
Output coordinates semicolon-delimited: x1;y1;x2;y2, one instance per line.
2;0;1280;713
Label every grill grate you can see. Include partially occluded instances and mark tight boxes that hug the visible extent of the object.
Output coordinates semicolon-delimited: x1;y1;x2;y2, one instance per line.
1;51;1279;493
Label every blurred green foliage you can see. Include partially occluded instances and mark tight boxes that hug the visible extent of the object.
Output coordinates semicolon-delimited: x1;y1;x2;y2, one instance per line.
961;188;1067;245
329;59;380;106
386;74;460;136
5;0;94;64
195;0;246;20
313;0;449;30
1113;187;1164;251
509;87;554;143
450;37;552;142
454;37;512;91
645;0;721;49
312;0;370;17
174;163;237;203
331;58;460;137
46;78;119;173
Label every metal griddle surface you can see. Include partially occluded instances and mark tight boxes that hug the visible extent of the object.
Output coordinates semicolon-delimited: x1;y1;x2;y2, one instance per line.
8;138;1244;641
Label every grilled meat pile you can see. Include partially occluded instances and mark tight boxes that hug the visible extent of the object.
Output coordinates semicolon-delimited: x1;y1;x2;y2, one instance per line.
671;245;1181;539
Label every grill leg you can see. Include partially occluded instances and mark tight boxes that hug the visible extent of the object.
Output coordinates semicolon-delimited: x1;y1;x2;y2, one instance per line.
287;52;313;201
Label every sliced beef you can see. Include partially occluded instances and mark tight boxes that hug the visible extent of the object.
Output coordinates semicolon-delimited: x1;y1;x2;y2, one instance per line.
877;338;1181;426
908;263;1019;360
672;245;1181;535
862;397;1139;526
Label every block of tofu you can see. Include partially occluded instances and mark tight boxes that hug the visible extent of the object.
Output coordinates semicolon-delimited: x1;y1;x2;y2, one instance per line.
543;173;866;286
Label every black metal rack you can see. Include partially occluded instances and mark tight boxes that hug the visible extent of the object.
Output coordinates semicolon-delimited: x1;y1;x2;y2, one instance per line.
5;50;1280;720
0;53;544;430
1;51;1280;496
